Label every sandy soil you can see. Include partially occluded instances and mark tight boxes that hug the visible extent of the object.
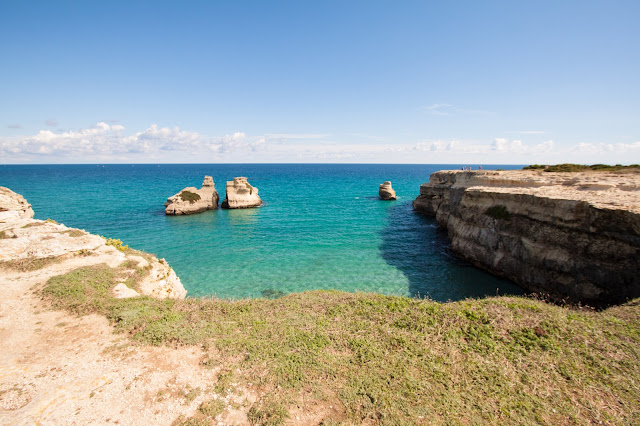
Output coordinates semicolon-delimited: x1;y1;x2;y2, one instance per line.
0;254;240;425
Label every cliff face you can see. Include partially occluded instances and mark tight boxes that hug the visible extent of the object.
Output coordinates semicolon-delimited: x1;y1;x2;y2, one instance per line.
413;171;640;305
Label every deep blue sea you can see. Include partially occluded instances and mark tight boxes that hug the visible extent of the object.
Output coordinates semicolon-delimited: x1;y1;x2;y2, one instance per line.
1;164;525;301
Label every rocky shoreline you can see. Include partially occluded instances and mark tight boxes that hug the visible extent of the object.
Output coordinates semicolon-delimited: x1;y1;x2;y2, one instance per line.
1;187;186;299
413;170;640;306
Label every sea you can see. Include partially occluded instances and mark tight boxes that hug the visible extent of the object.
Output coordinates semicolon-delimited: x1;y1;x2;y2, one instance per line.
1;164;525;301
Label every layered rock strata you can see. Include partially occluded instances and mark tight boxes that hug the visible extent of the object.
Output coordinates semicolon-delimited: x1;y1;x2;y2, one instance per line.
1;187;186;299
164;175;219;215
413;170;640;305
221;177;262;209
379;181;397;200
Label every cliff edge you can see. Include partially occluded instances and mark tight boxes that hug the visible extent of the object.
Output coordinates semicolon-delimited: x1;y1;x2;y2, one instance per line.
413;170;640;305
1;187;186;299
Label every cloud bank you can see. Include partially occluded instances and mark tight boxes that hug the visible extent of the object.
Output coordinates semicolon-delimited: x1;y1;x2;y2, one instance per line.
1;122;638;164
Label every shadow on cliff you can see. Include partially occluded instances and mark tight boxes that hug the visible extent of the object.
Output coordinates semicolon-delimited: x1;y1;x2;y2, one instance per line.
379;201;524;302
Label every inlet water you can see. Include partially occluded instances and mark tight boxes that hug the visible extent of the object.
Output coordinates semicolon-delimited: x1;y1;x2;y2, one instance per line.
1;164;524;301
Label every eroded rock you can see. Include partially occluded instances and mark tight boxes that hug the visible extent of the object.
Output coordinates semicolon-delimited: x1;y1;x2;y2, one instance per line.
164;176;219;215
413;170;640;305
221;177;262;209
0;187;34;224
379;181;397;200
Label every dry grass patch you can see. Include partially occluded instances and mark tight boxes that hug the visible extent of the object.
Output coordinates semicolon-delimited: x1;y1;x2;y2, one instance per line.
0;256;61;272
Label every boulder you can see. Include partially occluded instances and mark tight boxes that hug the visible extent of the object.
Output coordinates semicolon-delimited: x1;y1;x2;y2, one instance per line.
221;177;262;209
379;181;397;200
164;176;219;215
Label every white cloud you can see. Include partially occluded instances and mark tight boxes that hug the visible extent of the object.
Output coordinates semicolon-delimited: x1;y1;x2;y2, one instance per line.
492;138;554;154
1;122;638;164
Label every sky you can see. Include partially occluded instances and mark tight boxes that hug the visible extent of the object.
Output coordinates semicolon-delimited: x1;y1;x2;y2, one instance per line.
1;0;639;164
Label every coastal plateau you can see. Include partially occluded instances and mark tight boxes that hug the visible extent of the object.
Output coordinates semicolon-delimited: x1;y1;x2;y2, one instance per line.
413;170;640;306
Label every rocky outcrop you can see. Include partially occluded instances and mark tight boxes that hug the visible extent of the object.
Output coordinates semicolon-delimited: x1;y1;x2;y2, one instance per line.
164;176;219;215
0;188;186;300
379;181;397;200
221;177;262;209
0;187;34;223
413;170;640;306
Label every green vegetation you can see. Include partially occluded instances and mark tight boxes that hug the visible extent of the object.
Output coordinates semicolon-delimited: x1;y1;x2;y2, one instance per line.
485;205;511;220
105;237;129;252
179;190;201;204
22;222;44;228
0;230;10;239
41;264;640;424
524;163;640;172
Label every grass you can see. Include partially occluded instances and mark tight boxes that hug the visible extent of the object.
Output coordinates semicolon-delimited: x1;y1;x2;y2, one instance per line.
0;256;61;272
179;190;201;204
40;264;640;424
60;229;85;237
524;163;640;172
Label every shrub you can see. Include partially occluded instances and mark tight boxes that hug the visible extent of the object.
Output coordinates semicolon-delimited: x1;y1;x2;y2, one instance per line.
105;238;129;252
179;191;201;204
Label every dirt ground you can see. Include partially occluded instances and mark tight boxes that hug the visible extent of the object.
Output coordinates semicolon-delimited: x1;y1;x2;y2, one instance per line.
0;255;255;425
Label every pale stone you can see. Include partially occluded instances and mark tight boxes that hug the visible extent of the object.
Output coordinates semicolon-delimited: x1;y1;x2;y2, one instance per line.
413;170;640;305
0;187;34;224
0;188;187;300
164;176;219;215
379;181;397;200
221;177;262;209
113;283;140;299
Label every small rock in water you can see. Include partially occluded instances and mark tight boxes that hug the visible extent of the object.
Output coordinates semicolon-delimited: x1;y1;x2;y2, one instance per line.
379;181;397;200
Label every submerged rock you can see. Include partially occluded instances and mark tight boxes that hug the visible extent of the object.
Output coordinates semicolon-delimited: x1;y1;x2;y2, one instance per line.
379;181;397;200
221;177;262;209
164;176;219;215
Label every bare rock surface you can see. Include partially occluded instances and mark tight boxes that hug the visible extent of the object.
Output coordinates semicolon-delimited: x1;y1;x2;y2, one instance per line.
221;177;262;209
413;170;640;305
164;175;219;215
379;181;397;200
0;186;34;223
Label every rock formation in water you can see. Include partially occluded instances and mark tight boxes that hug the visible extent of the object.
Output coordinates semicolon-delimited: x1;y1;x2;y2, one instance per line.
1;187;186;299
221;177;262;209
413;170;640;306
164;175;219;215
379;181;397;200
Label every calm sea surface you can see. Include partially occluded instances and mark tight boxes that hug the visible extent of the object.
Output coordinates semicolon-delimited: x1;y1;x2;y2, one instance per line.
1;164;525;300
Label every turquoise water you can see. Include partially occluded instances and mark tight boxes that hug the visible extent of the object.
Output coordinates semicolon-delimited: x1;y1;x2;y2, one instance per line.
1;164;524;301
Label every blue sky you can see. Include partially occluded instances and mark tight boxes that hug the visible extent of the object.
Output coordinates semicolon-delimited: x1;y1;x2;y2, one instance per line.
1;0;639;164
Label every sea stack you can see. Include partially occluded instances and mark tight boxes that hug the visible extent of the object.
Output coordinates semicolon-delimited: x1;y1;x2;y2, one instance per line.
164;176;219;215
379;181;397;200
221;177;262;209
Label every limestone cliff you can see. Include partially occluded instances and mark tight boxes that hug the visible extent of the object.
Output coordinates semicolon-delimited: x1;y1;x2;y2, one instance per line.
221;177;262;209
413;170;640;305
1;187;186;299
164;176;219;215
